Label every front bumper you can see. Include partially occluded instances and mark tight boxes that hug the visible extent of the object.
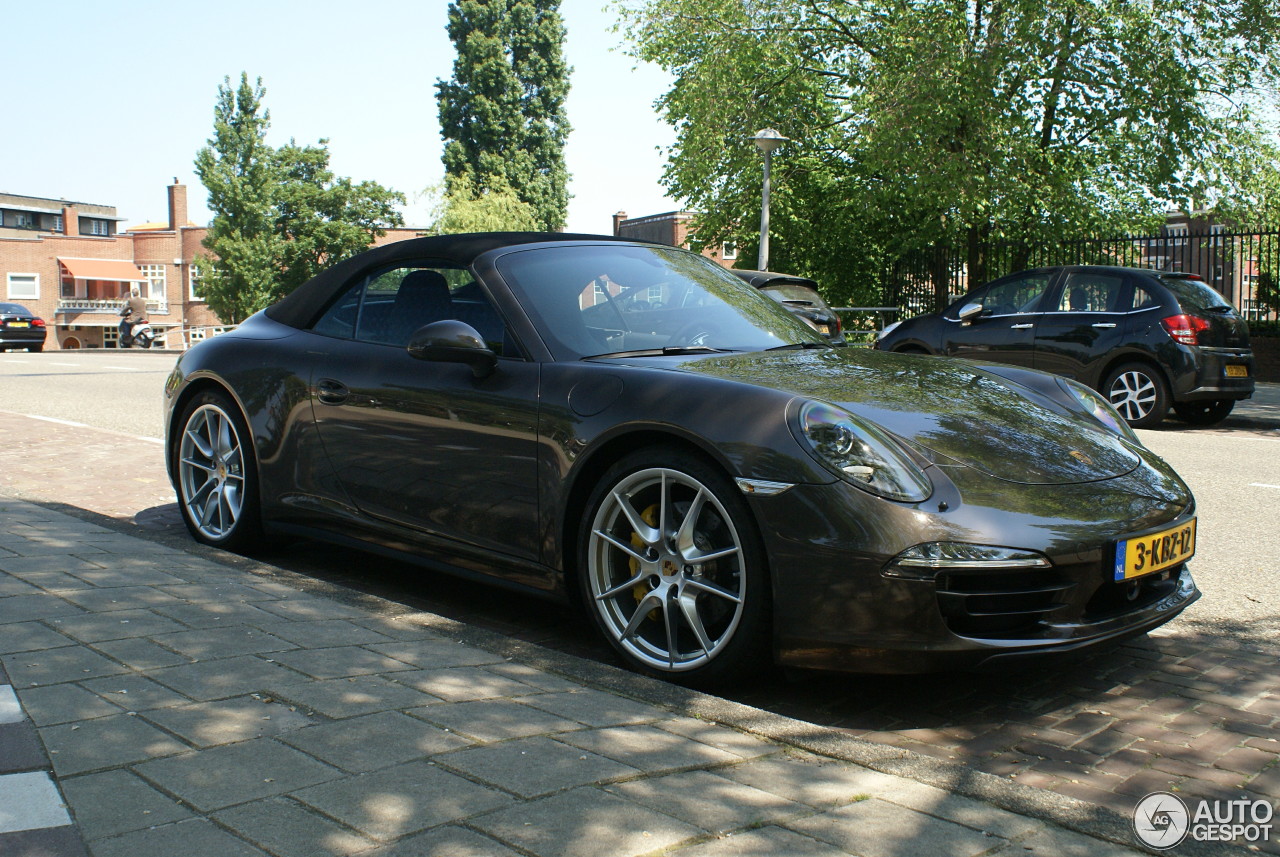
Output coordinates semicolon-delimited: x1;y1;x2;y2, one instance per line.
748;458;1199;673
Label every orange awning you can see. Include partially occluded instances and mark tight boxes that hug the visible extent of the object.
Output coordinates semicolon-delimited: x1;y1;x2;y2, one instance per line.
58;258;149;282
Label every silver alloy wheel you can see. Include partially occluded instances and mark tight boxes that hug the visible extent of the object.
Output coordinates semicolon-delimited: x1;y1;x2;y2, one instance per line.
1108;370;1157;422
178;403;246;540
586;467;746;672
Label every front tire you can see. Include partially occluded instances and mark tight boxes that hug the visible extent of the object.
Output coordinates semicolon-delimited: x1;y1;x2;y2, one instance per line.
1103;363;1169;429
173;391;264;552
1173;399;1234;426
579;448;769;686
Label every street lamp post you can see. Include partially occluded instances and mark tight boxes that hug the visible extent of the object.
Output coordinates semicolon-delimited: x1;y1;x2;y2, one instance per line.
751;128;788;271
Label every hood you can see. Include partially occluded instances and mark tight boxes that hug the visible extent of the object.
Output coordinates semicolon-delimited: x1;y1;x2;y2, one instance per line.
615;348;1141;485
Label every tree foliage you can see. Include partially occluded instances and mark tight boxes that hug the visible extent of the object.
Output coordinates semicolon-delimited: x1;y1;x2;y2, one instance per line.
424;174;541;234
437;0;571;231
619;0;1280;305
194;74;405;323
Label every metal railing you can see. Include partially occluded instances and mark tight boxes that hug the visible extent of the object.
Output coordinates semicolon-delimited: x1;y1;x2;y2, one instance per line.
56;298;169;315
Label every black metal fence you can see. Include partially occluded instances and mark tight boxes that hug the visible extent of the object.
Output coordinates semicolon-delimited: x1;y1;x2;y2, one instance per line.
883;228;1280;321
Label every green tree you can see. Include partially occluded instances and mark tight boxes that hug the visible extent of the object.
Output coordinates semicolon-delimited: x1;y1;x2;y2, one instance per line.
619;0;1280;307
425;174;541;234
195;74;405;323
437;0;571;231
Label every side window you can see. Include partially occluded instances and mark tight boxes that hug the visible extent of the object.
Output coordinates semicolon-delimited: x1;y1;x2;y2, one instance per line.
1130;286;1159;311
1055;273;1125;313
310;264;522;357
983;273;1053;316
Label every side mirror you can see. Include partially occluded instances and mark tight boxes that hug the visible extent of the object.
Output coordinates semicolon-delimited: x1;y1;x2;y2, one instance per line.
957;302;984;325
407;320;497;378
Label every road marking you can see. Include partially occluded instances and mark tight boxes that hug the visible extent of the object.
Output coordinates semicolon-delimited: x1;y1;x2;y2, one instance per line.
47;361;79;367
25;415;86;428
100;365;141;371
1250;483;1280;490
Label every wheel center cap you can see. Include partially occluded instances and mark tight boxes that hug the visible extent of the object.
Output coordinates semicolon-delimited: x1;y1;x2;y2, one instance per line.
662;559;679;576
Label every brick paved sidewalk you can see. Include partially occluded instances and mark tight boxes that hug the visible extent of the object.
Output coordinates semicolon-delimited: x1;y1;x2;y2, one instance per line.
0;496;1198;857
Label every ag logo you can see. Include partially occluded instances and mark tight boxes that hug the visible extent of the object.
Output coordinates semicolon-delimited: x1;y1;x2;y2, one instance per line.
1134;792;1190;849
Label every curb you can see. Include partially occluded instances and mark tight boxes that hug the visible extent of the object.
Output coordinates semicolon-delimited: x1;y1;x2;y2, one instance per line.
0;662;89;856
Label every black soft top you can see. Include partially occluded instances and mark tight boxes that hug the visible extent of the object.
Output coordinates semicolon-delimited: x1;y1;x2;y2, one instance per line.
264;231;632;330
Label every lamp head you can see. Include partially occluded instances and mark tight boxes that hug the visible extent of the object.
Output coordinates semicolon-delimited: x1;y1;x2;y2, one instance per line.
751;128;788;154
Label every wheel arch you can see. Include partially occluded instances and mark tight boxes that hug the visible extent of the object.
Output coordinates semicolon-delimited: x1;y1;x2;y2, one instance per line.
1094;351;1169;396
166;376;252;482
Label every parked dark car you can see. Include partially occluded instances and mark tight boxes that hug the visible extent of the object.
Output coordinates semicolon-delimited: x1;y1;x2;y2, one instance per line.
732;270;844;342
0;303;47;352
164;235;1198;685
876;266;1254;428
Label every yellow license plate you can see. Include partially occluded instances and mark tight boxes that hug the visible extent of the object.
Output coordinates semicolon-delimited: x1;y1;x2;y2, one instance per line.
1114;518;1195;581
1225;364;1248;377
7;321;29;327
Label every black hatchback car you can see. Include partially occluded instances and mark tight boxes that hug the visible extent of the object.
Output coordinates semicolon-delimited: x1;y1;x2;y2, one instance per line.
732;270;845;342
876;266;1254;428
0;303;48;352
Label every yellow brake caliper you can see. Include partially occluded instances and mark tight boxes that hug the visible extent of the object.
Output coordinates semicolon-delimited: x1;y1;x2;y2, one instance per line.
630;504;660;619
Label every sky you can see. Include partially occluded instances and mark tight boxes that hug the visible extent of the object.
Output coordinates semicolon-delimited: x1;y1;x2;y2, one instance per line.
1;0;679;234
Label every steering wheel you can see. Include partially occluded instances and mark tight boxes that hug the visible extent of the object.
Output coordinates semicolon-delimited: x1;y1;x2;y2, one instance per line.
670;320;720;347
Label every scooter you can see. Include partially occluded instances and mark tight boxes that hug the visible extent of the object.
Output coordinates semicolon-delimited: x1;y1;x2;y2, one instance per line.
118;308;155;349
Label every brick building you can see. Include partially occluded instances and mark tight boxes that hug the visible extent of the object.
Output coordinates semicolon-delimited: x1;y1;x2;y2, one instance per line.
612;210;738;268
1;181;421;351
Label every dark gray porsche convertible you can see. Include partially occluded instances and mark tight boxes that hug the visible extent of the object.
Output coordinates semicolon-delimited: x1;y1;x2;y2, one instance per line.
164;233;1199;685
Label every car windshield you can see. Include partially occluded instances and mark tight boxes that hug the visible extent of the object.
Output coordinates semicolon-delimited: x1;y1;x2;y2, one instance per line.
495;244;825;359
1160;276;1236;312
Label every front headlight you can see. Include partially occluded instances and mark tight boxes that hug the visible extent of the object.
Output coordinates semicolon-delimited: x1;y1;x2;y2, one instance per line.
1058;378;1140;444
794;400;932;502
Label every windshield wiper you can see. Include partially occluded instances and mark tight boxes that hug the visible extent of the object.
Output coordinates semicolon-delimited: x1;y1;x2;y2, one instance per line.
588;345;735;359
765;341;836;351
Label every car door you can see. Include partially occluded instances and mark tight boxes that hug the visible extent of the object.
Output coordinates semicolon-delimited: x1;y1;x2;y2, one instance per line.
937;270;1056;368
1032;270;1131;385
305;262;542;560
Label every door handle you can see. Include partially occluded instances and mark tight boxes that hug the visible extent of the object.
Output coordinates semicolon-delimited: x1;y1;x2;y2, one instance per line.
316;378;349;405
1009;323;1034;330
1091;323;1117;329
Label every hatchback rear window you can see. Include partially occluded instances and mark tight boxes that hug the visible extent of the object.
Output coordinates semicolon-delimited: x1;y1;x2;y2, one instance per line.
1159;277;1236;313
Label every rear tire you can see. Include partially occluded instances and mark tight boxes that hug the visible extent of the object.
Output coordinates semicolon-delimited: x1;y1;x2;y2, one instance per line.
1173;399;1234;426
173;390;265;552
1103;363;1169;429
579;447;770;687
27;344;43;353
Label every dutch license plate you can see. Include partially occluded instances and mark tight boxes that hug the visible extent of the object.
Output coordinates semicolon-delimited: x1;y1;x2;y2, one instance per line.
1114;518;1196;581
1225;364;1248;378
7;321;29;328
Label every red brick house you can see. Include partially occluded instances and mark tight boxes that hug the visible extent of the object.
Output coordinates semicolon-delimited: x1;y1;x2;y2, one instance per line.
1;180;419;351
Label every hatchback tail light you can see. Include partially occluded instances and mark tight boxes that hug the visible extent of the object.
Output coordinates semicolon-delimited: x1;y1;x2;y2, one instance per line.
1161;313;1208;345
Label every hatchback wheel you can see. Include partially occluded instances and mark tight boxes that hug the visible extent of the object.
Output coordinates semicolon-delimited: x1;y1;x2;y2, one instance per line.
174;391;264;551
1103;363;1169;429
580;449;769;686
1173;399;1234;426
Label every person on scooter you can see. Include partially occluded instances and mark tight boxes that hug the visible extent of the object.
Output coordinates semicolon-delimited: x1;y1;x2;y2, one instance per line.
119;286;148;345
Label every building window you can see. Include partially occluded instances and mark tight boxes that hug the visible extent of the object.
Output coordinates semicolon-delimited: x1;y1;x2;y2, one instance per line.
137;264;167;300
722;241;738;260
1166;225;1188;246
85;219;110;236
53;215;63;232
189;266;204;302
6;273;38;300
15;213;33;228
